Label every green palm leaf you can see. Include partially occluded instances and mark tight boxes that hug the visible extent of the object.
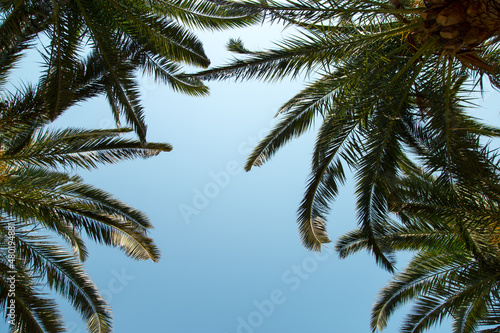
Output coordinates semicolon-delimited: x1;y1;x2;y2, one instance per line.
0;89;169;330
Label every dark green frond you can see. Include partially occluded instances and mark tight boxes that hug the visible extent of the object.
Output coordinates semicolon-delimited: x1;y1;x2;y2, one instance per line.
151;0;261;30
1;127;172;170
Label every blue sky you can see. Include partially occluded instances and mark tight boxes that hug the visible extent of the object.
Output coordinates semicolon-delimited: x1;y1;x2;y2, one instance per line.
6;22;500;333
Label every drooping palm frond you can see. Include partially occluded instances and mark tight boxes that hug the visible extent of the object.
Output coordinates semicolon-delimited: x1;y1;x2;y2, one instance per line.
0;167;161;262
0;265;66;333
0;216;113;333
12;230;113;333
150;0;261;31
336;146;500;332
0;0;260;141
189;0;500;263
0;127;172;170
191;20;420;83
0;0;49;87
0;89;170;331
337;214;500;333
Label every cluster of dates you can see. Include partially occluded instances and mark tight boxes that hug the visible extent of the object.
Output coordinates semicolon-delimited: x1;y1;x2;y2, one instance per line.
419;0;500;50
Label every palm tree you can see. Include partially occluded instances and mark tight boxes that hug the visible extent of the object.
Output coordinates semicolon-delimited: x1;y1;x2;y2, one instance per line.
0;0;259;141
336;172;500;332
336;138;500;332
0;3;257;330
189;0;500;268
0;86;171;332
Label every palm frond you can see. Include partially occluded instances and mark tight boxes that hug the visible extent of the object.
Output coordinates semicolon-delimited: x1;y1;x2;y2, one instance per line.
1;127;172;170
152;0;261;30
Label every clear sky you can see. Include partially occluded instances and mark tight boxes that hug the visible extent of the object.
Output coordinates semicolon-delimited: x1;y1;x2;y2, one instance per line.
6;21;500;333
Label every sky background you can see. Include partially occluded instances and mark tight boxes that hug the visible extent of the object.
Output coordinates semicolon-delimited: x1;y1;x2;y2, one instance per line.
5;20;500;333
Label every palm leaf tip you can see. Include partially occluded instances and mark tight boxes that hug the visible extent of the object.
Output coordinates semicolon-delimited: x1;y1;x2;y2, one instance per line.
245;151;270;171
251;155;266;168
143;142;173;153
300;216;331;252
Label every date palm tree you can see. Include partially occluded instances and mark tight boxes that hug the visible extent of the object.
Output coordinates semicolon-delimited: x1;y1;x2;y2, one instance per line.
336;131;500;332
0;84;171;332
190;0;500;269
337;170;500;332
0;2;257;330
0;0;258;141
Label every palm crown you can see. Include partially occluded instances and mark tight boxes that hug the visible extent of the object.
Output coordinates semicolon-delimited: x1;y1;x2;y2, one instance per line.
191;0;500;270
337;149;500;332
0;89;171;332
0;1;260;331
0;0;258;141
